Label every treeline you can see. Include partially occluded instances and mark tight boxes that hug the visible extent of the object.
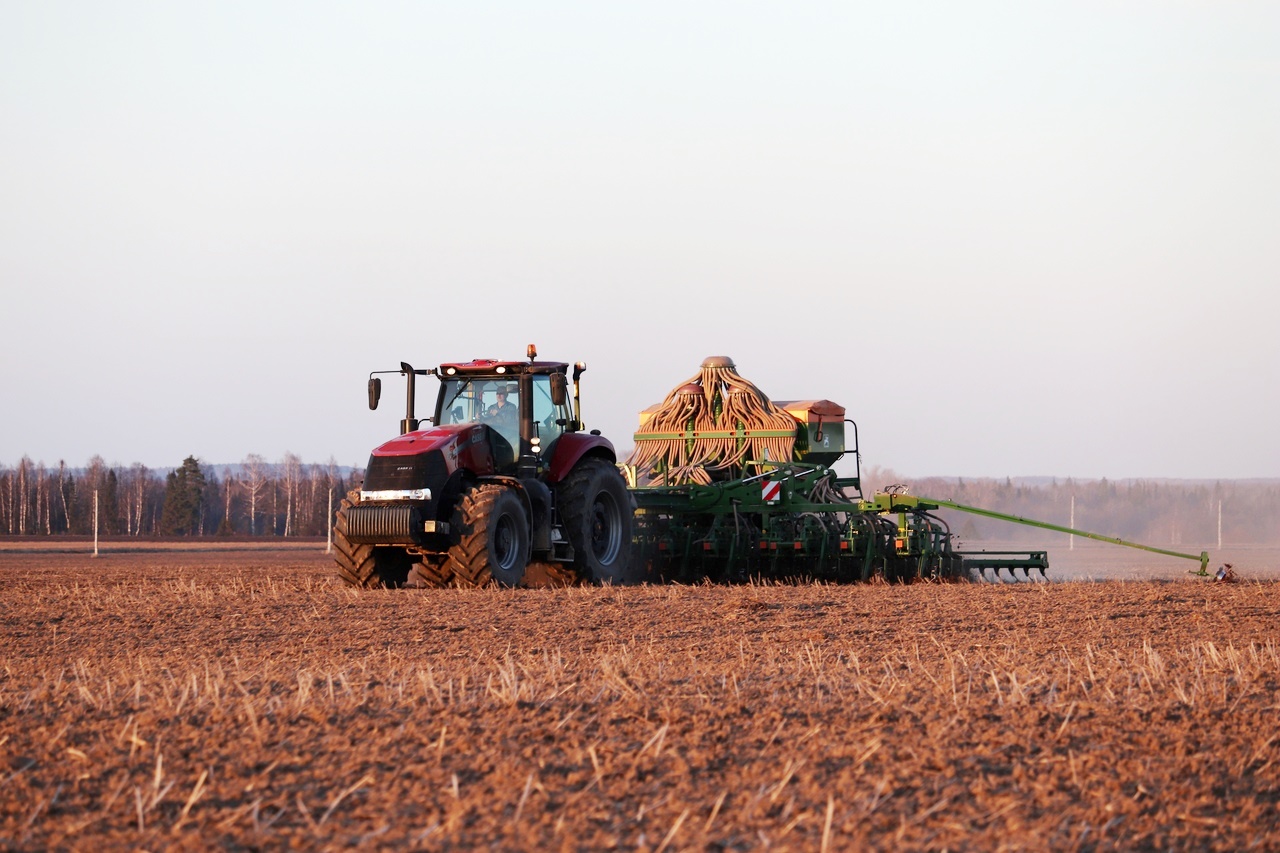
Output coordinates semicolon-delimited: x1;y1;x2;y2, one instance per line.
0;455;362;537
862;467;1280;546
5;454;1276;545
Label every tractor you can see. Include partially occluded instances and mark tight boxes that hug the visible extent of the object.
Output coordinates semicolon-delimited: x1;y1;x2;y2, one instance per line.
333;345;639;588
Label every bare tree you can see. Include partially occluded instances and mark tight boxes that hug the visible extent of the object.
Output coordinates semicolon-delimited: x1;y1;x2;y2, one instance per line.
280;452;302;536
0;464;10;534
242;454;268;535
17;457;31;534
121;468;132;535
129;463;150;535
78;456;112;535
36;462;49;535
56;460;72;533
221;471;236;534
270;465;279;535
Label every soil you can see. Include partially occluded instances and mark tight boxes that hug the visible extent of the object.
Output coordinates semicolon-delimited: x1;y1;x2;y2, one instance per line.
1;546;1277;850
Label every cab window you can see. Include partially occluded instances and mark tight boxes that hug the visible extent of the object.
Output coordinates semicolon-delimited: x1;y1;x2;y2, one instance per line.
530;375;570;447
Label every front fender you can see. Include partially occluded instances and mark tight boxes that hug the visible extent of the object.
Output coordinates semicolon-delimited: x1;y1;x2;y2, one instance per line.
475;475;532;519
547;433;616;483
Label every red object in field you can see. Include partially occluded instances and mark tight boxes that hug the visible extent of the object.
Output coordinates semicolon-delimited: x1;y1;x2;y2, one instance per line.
334;349;639;591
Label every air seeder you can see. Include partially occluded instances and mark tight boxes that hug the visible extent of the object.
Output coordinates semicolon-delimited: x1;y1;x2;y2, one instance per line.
620;356;1211;584
334;350;1211;587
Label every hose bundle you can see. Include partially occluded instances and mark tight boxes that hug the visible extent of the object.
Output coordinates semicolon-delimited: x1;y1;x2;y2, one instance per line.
625;356;799;485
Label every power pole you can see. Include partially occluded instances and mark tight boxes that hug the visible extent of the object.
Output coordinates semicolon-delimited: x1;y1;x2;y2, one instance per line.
1069;494;1075;551
92;490;99;558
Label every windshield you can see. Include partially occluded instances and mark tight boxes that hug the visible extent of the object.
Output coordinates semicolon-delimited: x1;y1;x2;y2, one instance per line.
437;378;520;447
436;374;572;451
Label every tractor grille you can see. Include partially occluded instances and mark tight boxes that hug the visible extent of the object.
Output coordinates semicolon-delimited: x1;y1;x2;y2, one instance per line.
364;450;448;492
345;504;421;545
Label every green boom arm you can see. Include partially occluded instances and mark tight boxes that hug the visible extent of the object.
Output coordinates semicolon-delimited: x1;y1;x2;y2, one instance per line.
882;494;1210;574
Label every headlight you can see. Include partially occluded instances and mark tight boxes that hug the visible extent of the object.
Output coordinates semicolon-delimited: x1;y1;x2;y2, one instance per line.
360;488;432;502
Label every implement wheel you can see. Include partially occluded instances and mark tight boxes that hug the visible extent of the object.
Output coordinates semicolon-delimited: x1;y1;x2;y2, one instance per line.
559;459;639;585
446;485;530;588
333;491;410;588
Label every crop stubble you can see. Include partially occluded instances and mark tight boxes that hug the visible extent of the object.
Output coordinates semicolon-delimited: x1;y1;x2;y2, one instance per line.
0;549;1277;850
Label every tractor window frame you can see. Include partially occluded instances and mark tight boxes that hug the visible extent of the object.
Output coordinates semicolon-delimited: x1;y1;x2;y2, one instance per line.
529;374;571;448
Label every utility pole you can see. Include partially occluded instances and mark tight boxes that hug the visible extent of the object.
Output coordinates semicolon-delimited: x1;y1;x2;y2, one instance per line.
92;490;99;558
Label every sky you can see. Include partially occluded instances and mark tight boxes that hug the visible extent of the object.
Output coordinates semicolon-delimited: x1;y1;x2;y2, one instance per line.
2;1;1277;481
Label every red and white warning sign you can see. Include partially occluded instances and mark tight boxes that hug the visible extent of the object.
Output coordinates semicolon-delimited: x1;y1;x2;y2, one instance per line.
762;480;781;503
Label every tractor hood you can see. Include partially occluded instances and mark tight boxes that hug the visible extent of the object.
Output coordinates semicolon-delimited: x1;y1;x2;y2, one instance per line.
371;423;473;458
363;423;505;500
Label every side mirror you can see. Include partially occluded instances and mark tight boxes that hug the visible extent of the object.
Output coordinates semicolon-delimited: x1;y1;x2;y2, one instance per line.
550;373;568;406
368;377;382;410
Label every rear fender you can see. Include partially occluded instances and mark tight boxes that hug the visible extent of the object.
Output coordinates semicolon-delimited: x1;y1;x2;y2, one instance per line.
547;433;617;484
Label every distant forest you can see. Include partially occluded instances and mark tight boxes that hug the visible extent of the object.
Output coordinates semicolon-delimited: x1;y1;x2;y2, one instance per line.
0;455;360;537
2;455;1276;546
862;466;1280;546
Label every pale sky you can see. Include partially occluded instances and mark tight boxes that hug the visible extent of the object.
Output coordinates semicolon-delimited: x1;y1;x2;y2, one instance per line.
2;2;1277;480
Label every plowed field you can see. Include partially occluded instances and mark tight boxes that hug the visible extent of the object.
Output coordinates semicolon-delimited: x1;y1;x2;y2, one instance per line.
1;545;1278;850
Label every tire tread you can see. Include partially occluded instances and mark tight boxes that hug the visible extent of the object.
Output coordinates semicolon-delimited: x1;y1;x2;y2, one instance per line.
333;490;381;588
445;486;503;588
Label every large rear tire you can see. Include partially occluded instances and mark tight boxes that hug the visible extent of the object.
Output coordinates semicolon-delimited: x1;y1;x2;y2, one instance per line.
559;459;639;585
445;485;530;588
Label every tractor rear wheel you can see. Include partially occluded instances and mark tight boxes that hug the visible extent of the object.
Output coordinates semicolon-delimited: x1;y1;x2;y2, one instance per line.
559;458;639;585
446;485;530;588
333;491;411;588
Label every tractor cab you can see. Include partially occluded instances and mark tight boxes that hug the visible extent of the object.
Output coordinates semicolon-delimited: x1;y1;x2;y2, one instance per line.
435;357;576;476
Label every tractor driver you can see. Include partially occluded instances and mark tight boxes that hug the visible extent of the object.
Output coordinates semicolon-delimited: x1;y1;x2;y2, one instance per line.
484;384;519;439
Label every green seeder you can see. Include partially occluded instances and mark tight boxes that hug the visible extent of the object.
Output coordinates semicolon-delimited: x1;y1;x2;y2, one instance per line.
622;357;1210;584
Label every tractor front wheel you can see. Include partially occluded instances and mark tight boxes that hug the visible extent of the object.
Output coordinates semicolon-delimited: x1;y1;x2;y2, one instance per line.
446;485;530;587
559;459;639;585
406;555;453;588
333;491;410;588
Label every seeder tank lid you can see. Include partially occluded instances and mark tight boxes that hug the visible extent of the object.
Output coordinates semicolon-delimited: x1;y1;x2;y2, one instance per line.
773;400;846;423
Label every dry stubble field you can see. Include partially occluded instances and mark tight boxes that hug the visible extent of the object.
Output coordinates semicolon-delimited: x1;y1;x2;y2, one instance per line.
1;543;1278;851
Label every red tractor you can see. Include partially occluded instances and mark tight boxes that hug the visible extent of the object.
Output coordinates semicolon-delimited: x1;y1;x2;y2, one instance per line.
333;346;639;588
